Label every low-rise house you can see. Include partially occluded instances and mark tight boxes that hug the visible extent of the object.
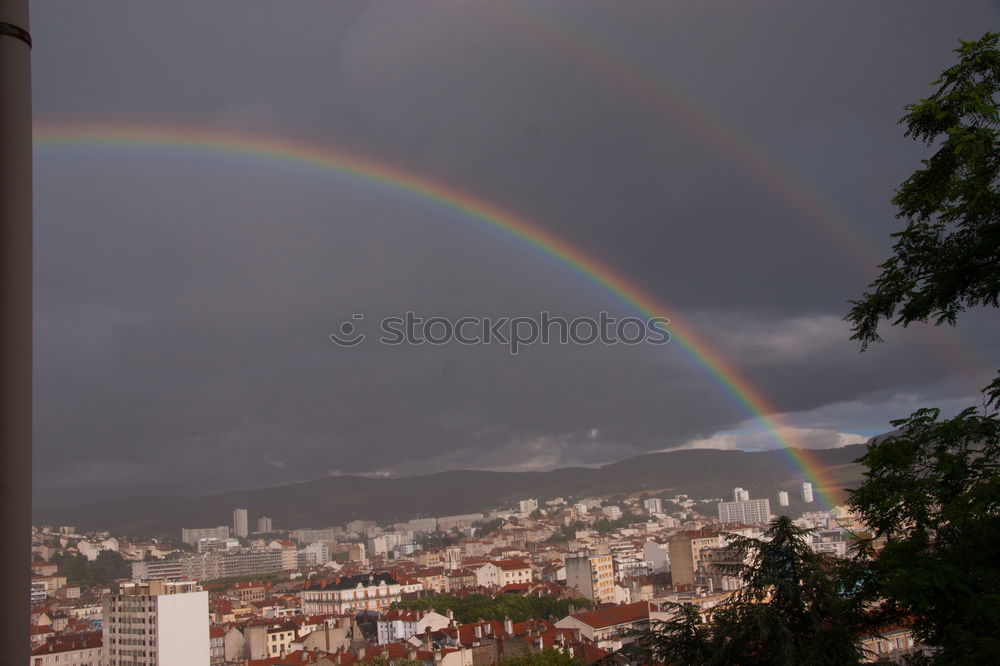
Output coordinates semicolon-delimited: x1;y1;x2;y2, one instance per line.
228;581;271;603
30;631;103;666
412;567;446;593
224;624;248;662
376;609;451;645
297;616;353;654
29;624;56;645
210;625;226;665
245;620;301;659
861;624;921;663
31;561;58;577
443;568;477;592
32;575;68;597
475;560;533;589
555;601;657;652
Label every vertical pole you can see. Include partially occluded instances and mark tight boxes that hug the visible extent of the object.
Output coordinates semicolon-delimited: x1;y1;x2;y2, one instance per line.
0;0;31;664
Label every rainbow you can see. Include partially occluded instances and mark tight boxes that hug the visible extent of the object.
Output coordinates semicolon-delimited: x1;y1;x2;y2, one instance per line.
488;1;880;266
34;121;845;507
489;1;989;385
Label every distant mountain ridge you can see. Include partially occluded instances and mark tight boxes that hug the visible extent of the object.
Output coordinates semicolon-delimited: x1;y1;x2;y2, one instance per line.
36;444;868;537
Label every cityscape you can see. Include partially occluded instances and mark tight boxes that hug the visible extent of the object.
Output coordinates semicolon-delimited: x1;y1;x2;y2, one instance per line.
33;480;904;665
7;0;999;664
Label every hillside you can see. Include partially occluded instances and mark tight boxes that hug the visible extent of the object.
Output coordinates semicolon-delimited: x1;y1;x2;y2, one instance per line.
36;444;867;537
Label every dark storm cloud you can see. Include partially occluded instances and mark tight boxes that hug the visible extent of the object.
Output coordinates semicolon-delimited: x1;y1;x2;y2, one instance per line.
30;0;1000;506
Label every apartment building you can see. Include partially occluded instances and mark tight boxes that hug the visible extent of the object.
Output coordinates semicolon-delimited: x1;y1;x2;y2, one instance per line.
30;631;103;666
300;573;401;615
180;527;229;546
668;530;720;586
718;499;772;525
102;580;209;665
565;553;615;604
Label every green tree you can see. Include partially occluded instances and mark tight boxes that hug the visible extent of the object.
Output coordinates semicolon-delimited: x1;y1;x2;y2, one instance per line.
52;549;131;587
844;31;1000;664
52;552;90;586
475;518;505;536
544;521;585;543
630;517;869;665
497;648;582;665
91;550;131;584
849;408;1000;663
417;530;460;549
626;602;712;665
846;32;1000;404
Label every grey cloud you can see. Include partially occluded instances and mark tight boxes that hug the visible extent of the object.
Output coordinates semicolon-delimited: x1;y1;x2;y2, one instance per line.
30;0;1000;506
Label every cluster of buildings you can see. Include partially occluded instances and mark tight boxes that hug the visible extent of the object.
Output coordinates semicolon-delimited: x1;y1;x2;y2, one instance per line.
29;485;919;664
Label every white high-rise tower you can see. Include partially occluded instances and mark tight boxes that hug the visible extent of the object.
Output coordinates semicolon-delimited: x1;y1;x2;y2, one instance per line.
233;508;248;538
802;482;814;503
103;580;209;665
778;491;789;507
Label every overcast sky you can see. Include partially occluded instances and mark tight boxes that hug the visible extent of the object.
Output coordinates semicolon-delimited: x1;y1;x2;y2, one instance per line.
31;0;1000;506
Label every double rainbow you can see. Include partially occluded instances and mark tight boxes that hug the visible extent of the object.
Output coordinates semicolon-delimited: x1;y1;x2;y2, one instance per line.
35;122;848;508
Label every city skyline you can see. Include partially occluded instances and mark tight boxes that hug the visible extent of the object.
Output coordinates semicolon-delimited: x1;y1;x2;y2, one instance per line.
20;3;999;662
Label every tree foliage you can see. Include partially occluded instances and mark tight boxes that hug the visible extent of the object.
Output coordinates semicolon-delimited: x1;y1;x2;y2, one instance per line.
627;602;713;665
544;521;586;543
417;530;462;549
844;31;1000;664
846;31;1000;404
475;518;506;537
630;517;869;665
497;648;581;665
849;408;1000;663
590;515;636;534
52;550;131;587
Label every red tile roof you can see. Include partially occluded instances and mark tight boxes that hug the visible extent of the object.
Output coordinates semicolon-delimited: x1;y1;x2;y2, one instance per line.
379;609;421;622
494;559;531;571
567;601;657;629
248;649;337;665
31;631;102;655
445;620;505;645
359;642;433;663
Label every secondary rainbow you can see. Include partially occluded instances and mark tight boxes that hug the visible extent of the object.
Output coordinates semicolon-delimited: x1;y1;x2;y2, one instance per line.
490;1;988;385
489;0;878;263
34;121;844;507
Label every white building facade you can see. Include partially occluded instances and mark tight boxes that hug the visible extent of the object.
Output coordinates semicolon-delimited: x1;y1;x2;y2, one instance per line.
300;573;401;615
717;499;771;524
102;580;209;666
233;509;248;538
180;526;229;546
